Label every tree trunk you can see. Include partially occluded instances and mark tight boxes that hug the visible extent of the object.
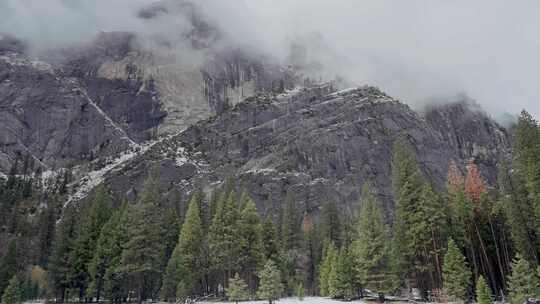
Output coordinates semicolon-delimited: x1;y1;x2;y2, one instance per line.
488;216;506;289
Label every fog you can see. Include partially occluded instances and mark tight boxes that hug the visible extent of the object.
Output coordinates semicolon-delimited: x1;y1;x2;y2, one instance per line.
1;0;539;120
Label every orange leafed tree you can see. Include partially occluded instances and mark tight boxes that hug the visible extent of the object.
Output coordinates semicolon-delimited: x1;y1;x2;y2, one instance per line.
465;160;486;206
302;212;314;234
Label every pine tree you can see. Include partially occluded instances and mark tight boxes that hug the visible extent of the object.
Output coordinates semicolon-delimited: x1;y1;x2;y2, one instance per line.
237;195;264;292
227;273;250;303
69;184;111;301
0;240;18;300
328;247;355;300
391;138;428;293
301;212;320;295
320;200;342;247
120;171;165;304
442;238;471;301
2;275;22;304
161;193;204;301
281;192;300;249
353;183;395;296
514;111;540;262
257;260;284;304
279;192;301;294
476;276;492;304
88;202;128;301
261;216;280;263
507;255;540;304
48;206;78;302
498;161;538;264
515;111;540;238
208;189;240;294
319;243;337;297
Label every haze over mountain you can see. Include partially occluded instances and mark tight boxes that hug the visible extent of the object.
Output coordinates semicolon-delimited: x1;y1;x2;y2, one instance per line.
0;2;539;304
2;0;540;120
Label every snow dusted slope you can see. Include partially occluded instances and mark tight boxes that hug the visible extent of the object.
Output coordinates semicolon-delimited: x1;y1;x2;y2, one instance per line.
71;85;508;219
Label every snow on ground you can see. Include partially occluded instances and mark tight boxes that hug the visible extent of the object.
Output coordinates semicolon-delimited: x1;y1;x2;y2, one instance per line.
200;297;366;304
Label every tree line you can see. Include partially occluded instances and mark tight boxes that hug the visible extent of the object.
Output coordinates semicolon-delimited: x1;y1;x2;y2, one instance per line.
1;110;540;304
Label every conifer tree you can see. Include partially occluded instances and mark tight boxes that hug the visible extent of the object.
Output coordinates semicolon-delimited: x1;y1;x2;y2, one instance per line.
227;273;250;303
442;238;471;301
281;192;300;249
301;212;320;295
261;216;280;263
69;184;111;301
120;171;165;304
279;192;301;294
507;255;540;304
257;260;284;304
320;200;342;247
0;240;18;300
391;138;428;293
475;276;492;304
2;275;22;304
511;110;540;263
161;207;181;272
515;111;540;237
319;243;337;297
498;161;538;263
208;189;240;294
161;193;204;301
48;206;78;302
353;184;394;297
237;196;264;292
328;247;355;300
88;202;128;301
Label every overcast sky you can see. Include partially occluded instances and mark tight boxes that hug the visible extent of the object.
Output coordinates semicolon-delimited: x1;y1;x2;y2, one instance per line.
1;0;539;120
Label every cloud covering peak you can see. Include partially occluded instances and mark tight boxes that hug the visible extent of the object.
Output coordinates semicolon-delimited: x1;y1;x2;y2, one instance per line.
1;0;539;119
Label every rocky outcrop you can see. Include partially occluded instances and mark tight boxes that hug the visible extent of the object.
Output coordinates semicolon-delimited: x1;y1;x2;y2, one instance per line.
91;86;509;220
0;52;135;172
0;29;296;173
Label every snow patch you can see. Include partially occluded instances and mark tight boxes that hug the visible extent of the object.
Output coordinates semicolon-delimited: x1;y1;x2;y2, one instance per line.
64;148;142;208
0;54;55;74
326;87;358;97
200;297;366;304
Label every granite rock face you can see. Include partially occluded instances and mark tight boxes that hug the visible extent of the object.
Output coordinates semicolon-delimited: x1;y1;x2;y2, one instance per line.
0;30;295;173
94;86;510;220
0;51;134;172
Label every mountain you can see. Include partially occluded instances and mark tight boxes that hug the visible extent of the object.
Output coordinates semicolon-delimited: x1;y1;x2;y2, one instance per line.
0;0;510;217
81;84;509;218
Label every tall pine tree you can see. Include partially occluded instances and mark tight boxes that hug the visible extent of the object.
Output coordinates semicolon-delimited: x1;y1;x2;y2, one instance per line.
442;238;471;301
237;195;264;293
69;184;111;301
507;255;540;304
353;184;395;296
88;202;128;301
119;170;165;304
161;193;204;301
48;206;78;302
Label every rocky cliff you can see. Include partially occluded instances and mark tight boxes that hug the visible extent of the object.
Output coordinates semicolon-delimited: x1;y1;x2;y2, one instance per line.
73;85;510;220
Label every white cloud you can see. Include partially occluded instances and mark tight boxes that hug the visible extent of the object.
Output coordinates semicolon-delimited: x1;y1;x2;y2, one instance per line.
1;0;539;119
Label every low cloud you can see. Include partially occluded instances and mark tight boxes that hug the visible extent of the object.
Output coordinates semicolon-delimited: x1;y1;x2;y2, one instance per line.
1;0;539;120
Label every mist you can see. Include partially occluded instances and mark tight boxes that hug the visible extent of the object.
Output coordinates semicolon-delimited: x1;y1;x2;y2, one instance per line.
1;0;539;120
